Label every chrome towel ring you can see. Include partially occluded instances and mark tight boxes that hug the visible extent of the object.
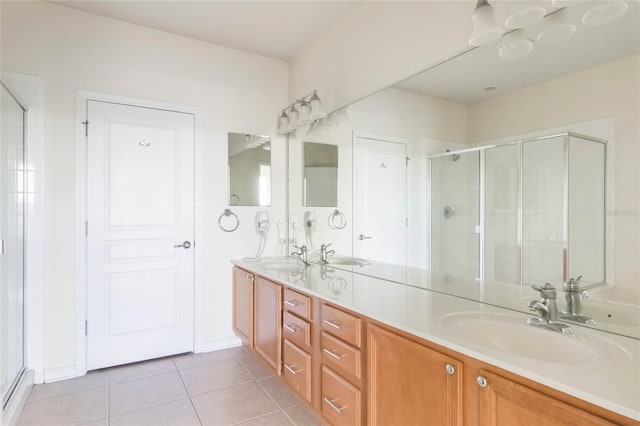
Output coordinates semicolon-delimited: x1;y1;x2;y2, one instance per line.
218;209;239;232
328;209;347;230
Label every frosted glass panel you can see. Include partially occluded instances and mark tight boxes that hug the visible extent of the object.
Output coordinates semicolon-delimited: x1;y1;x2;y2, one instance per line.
484;145;520;284
568;137;605;285
522;137;565;287
1;83;26;403
430;151;480;279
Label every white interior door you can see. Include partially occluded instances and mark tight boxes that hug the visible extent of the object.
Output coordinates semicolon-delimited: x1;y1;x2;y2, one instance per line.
354;136;407;265
86;100;194;370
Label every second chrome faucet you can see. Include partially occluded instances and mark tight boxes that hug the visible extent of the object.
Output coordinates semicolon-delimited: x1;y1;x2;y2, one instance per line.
527;283;574;334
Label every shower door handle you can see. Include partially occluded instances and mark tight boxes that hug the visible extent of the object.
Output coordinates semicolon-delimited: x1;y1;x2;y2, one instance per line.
358;234;372;241
174;241;192;249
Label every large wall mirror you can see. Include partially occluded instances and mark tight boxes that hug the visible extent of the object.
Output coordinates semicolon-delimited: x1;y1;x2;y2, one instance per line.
287;1;639;338
228;132;271;206
304;142;338;207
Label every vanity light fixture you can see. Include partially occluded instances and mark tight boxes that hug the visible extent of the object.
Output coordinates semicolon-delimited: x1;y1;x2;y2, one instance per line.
582;1;629;27
469;0;504;46
537;9;576;44
498;30;534;59
505;1;547;29
277;90;327;132
307;91;327;121
287;104;300;131
277;110;290;134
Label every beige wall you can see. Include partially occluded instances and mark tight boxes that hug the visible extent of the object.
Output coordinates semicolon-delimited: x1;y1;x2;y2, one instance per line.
289;1;475;113
467;54;640;304
1;1;288;377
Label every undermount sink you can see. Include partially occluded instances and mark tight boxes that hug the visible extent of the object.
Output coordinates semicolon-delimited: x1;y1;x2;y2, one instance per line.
258;257;306;271
329;257;369;266
441;311;629;365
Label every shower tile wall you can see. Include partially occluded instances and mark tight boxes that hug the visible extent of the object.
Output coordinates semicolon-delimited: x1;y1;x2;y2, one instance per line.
522;137;565;287
430;151;480;280
484;145;519;284
568;137;605;284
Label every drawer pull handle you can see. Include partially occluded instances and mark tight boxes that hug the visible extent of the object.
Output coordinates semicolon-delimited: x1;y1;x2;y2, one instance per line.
284;300;298;308
284;364;302;375
323;319;343;330
323;348;344;360
283;324;298;333
324;397;346;414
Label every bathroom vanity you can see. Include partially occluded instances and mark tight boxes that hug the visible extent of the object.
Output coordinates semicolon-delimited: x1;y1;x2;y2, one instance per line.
231;260;639;425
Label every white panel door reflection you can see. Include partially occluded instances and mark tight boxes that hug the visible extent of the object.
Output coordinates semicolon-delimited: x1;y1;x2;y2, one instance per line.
354;136;407;266
86;100;194;370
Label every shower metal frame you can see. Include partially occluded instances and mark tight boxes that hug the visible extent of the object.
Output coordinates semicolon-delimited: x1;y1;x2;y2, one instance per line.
427;131;607;288
0;77;28;410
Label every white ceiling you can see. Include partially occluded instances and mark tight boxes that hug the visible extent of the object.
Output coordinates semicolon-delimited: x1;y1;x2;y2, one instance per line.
395;1;640;104
53;1;357;60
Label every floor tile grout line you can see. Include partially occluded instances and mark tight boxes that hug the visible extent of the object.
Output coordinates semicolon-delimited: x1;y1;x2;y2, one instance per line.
173;360;205;426
229;409;283;426
280;408;298;426
254;376;294;412
25;382;110;404
108;394;190;420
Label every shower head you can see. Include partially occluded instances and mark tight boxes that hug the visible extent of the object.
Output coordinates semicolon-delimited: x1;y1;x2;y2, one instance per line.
446;149;461;162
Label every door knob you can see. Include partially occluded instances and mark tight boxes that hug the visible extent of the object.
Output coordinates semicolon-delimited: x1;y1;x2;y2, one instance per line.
174;241;192;249
358;234;372;241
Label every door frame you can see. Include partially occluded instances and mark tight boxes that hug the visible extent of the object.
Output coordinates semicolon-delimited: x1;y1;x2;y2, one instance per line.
352;131;410;263
75;91;202;376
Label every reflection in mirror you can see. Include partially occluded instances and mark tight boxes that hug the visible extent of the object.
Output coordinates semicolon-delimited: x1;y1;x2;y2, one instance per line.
286;1;639;338
303;142;338;207
228;133;271;206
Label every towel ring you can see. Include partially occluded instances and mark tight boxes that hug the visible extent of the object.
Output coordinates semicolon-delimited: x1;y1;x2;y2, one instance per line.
328;209;347;230
218;209;239;232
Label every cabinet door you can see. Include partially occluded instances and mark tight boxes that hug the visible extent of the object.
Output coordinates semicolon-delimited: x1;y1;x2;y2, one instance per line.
477;370;616;426
254;276;283;374
232;267;254;346
368;324;463;426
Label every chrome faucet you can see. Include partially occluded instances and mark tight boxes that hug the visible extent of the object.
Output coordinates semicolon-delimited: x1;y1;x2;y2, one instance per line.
527;283;573;334
560;276;596;325
320;243;335;264
291;244;309;266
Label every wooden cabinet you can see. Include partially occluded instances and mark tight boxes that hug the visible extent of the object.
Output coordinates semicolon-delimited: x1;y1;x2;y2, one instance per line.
254;276;282;374
232;267;254;346
367;323;463;426
476;370;618;426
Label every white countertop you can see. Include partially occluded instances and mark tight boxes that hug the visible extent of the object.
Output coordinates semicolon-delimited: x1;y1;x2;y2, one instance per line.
233;258;640;421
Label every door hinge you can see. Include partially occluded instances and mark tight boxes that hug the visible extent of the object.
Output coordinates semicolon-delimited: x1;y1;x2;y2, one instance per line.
84;320;88;336
85;221;88;236
82;120;89;137
406;157;410;166
406;218;409;227
0;239;5;255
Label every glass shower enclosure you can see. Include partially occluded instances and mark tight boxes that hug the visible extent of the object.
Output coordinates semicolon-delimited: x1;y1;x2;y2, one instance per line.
429;133;606;289
1;80;26;408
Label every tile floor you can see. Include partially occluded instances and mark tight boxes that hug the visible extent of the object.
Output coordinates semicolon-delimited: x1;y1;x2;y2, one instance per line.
18;346;323;426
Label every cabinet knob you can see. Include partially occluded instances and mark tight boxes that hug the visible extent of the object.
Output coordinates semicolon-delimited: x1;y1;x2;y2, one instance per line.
477;376;488;388
445;364;455;375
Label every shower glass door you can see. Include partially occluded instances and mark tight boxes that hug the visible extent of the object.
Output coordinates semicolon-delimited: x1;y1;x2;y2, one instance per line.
1;81;26;406
430;151;480;279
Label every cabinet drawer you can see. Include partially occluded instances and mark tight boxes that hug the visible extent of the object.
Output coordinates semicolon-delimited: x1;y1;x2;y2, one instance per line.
321;304;362;348
321;366;362;426
283;339;312;403
284;288;312;321
322;332;361;382
283;311;311;351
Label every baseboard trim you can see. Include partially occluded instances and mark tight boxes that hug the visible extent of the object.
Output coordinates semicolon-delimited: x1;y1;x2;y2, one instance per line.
197;336;242;353
2;370;34;426
43;366;77;383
